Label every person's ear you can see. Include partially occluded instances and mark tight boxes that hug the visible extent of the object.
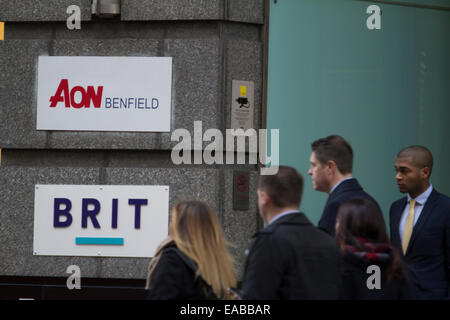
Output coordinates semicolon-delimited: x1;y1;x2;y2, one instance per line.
327;160;337;175
259;190;271;205
420;166;431;181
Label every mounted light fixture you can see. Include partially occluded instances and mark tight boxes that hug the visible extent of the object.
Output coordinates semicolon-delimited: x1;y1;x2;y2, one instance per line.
92;0;121;18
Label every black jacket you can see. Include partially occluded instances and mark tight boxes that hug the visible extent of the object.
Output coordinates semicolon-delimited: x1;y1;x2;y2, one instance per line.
147;244;216;300
319;178;380;237
390;189;450;300
340;251;413;300
241;212;341;299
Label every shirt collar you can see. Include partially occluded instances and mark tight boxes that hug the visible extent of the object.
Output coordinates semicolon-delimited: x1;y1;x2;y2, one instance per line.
330;177;354;194
269;210;300;225
407;184;433;206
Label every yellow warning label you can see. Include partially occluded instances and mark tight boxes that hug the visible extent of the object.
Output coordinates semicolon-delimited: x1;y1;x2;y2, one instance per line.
240;85;247;97
0;22;4;40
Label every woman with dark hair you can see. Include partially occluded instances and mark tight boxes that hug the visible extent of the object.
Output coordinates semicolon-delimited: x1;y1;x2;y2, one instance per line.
336;198;412;300
146;200;237;300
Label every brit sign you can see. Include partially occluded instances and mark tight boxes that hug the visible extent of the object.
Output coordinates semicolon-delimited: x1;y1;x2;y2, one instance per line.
33;185;170;258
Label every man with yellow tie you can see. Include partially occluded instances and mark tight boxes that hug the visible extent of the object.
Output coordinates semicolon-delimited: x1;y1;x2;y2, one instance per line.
390;146;450;300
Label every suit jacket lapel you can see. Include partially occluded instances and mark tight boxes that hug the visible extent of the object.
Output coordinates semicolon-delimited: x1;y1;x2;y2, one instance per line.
406;189;439;254
392;198;407;249
269;211;309;228
325;189;338;206
320;179;361;227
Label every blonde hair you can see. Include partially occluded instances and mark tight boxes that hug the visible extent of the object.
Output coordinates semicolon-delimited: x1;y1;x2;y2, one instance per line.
170;200;237;299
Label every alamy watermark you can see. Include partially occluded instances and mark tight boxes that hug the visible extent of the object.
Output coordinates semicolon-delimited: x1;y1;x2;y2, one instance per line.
366;265;381;290
66;5;81;30
170;121;279;175
366;5;381;30
66;265;81;290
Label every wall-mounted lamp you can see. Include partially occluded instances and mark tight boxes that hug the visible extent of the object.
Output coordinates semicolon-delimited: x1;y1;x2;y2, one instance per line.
92;0;121;18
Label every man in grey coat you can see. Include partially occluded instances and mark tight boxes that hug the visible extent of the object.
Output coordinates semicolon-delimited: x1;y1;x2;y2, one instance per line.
241;166;341;299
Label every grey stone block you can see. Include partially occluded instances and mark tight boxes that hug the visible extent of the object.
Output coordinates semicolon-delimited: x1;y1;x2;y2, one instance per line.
225;40;263;131
54;21;166;40
121;0;224;21
222;169;259;280
0;40;49;148
46;39;221;151
23;256;101;279
220;22;261;41
105;167;221;217
54;20;219;40
0;167;101;277
101;167;221;279
100;257;150;279
160;39;221;149
47;132;161;150
47;39;162;150
0;165;257;279
1;149;106;168
0;0;92;22
106;150;175;168
227;0;265;24
103;167;256;280
165;21;219;39
52;38;161;56
2;22;55;40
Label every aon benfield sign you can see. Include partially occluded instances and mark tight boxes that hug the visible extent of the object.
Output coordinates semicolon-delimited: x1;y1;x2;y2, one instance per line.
37;56;172;132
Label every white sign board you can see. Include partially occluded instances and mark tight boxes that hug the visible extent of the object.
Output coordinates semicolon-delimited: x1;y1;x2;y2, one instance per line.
36;56;172;132
33;185;169;258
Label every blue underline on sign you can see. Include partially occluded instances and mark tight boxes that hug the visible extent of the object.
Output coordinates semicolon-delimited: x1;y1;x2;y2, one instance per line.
75;237;124;245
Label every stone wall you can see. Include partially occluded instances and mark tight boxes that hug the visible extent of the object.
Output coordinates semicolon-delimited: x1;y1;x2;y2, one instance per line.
0;0;265;280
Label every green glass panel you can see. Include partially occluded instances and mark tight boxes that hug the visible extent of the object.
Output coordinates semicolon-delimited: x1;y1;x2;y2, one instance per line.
267;0;450;229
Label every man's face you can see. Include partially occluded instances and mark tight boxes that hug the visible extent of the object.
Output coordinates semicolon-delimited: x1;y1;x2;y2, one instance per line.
394;156;426;196
308;152;330;193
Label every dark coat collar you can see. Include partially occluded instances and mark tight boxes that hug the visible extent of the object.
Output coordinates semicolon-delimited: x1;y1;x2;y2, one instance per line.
329;178;363;198
253;212;312;237
405;188;440;254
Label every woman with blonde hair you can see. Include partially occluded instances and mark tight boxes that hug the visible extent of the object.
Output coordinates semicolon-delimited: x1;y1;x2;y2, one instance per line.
146;200;237;299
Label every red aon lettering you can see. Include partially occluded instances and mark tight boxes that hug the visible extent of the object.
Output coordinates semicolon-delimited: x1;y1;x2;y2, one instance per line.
49;79;103;108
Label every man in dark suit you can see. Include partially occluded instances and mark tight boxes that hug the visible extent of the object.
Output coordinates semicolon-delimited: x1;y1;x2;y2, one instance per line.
241;166;341;299
308;135;380;236
390;146;450;300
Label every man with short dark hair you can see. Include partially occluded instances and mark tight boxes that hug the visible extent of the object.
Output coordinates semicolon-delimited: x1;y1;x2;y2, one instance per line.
390;146;450;300
308;135;380;236
241;166;341;299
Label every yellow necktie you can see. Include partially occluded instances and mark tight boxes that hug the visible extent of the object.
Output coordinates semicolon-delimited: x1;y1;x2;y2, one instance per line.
402;199;416;254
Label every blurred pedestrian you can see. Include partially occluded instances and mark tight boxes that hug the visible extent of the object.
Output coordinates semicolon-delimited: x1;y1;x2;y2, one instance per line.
336;198;412;299
146;200;237;300
308;135;380;236
241;166;341;299
390;146;450;299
